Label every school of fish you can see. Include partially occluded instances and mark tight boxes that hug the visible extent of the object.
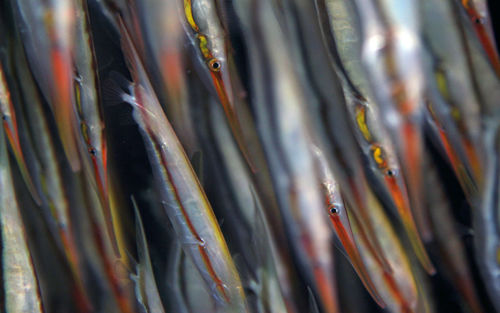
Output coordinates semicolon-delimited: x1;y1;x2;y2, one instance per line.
0;0;499;312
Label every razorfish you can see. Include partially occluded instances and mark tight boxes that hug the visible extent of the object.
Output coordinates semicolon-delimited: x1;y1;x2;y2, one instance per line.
130;198;166;313
11;0;81;171
109;18;248;311
458;0;500;76
0;108;44;313
455;0;500;120
13;41;94;312
280;0;392;275
421;0;485;200
239;1;339;312
208;99;291;313
0;18;41;205
130;0;198;154
351;0;430;248
312;145;385;308
352;192;421;313
73;0;120;256
165;239;190;313
249;190;291;313
349;93;435;273
474;123;500;313
316;0;434;272
424;152;484;313
16;36;133;313
0;60;40;205
182;0;253;170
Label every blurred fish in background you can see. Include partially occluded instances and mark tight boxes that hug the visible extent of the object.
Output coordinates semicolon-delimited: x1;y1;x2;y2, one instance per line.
0;0;499;312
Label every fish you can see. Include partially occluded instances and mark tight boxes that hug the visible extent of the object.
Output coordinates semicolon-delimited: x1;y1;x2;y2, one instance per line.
182;0;254;171
352;192;421;313
458;0;500;76
213;4;306;311
73;0;120;256
249;189;291;313
274;0;393;276
0;104;44;313
127;0;200;158
236;1;340;312
0;18;41;205
312;144;385;307
351;0;431;252
11;0;81;171
80;171;136;313
0;60;41;205
421;0;485;199
348;94;435;273
110;17;248;311
130;197;166;313
474;123;500;313
165;240;190;313
424;151;484;313
13;40;94;313
454;0;500;120
15;37;132;313
317;0;434;271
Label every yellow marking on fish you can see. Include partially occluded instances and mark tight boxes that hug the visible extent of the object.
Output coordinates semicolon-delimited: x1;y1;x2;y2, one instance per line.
355;105;373;142
451;107;461;122
43;10;55;30
184;0;199;32
370;144;388;170
74;79;84;118
434;68;450;101
197;34;212;60
80;122;90;144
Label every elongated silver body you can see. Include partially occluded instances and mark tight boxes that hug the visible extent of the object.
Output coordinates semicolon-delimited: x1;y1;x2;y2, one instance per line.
474;123;500;313
1;113;43;313
116;19;248;312
12;0;81;171
236;2;339;312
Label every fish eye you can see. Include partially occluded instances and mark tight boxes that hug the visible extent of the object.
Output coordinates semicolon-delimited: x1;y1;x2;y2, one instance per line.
386;169;396;177
1;115;6;121
89;147;97;156
208;58;221;72
474;17;484;25
329;205;340;215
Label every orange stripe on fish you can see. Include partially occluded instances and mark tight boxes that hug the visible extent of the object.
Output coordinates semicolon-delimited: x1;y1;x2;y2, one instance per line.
384;175;435;274
51;49;81;171
300;231;339;313
148;127;230;303
327;207;386;308
210;71;256;172
346;178;393;273
462;0;500;77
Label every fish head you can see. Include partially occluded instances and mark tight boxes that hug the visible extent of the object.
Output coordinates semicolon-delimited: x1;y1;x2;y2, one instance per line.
88;132;108;203
369;143;409;211
206;52;234;110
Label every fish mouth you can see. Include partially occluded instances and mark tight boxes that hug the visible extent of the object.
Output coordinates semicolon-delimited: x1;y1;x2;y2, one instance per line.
384;175;436;274
329;214;386;308
210;71;255;172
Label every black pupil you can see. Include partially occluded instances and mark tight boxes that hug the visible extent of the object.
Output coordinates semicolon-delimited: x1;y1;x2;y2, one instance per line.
89;148;97;156
387;169;394;176
475;17;483;24
212;62;220;69
1;115;6;121
330;206;339;214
